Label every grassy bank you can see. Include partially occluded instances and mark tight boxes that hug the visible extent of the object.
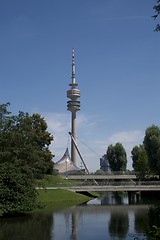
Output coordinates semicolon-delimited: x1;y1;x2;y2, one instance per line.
35;173;93;210
36;188;91;211
34;175;97;211
35;175;66;187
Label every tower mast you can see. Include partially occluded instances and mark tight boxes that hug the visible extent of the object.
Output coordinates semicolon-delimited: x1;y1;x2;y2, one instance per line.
67;49;80;165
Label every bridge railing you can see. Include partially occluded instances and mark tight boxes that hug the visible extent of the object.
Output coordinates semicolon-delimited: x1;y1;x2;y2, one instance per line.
56;181;160;187
62;171;136;176
94;171;136;175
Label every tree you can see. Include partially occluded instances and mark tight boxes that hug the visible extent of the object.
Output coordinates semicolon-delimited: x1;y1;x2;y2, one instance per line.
0;103;55;215
0;102;15;131
0;162;37;216
13;112;54;177
156;148;160;177
0;103;54;179
147;205;160;239
143;125;160;174
131;145;149;178
153;0;160;31
106;143;127;172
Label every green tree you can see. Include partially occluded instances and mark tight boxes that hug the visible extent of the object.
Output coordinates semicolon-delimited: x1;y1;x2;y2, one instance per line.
131;145;149;178
0;103;55;215
106;143;127;172
147;205;160;239
153;0;160;31
14;112;54;178
143;125;160;175
0;102;15;131
0;103;54;179
0;162;37;216
157;148;160;177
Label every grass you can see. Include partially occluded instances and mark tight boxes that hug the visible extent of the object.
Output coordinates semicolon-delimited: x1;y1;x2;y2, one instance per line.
36;188;91;211
35;174;80;188
34;175;97;212
37;188;90;203
35;175;66;187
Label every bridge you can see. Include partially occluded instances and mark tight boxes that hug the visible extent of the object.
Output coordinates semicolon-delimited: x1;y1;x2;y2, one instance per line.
64;184;160;192
43;181;160;193
56;174;160;193
60;174;137;180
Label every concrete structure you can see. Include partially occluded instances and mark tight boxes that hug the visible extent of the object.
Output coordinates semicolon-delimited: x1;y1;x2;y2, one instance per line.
43;183;160;193
100;155;110;172
60;174;137;180
65;184;160;192
67;49;80;165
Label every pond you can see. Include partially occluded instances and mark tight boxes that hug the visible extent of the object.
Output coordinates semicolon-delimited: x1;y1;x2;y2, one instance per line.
0;192;155;240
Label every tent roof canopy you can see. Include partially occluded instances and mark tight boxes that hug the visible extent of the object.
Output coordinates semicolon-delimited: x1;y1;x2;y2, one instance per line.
54;148;82;174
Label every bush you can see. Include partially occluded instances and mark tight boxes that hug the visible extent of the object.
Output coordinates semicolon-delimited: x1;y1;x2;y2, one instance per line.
0;162;37;216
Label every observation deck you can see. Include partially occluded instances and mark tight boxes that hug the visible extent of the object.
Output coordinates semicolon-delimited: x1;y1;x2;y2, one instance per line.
67;100;80;112
67;49;80;113
67;89;80;99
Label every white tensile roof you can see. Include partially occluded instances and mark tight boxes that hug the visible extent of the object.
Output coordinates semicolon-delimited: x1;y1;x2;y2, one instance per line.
54;148;81;174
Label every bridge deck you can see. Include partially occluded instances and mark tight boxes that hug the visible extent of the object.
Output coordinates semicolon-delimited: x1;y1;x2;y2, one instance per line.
60;174;137;180
43;184;160;192
66;185;160;192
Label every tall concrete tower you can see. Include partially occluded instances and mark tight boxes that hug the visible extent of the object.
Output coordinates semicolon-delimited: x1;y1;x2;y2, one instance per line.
67;49;80;165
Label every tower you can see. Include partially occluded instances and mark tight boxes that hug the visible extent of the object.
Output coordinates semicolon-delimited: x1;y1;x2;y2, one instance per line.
67;49;80;165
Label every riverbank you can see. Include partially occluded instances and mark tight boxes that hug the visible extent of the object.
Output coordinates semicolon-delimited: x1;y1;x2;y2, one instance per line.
36;188;92;211
35;175;99;210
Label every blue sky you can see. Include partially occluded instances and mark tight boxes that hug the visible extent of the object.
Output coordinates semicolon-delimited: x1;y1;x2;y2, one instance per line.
1;0;160;172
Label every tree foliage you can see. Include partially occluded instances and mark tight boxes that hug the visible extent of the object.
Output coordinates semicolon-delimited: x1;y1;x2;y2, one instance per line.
0;103;54;179
106;143;127;172
153;0;160;31
143;125;160;175
0;103;54;216
131;145;149;178
131;125;160;177
0;162;37;216
147;205;160;239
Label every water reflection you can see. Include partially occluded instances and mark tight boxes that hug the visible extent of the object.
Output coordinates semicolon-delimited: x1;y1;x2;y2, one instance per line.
109;210;129;239
54;205;148;240
87;192;128;205
0;213;53;240
71;210;78;240
134;209;149;235
0;193;149;240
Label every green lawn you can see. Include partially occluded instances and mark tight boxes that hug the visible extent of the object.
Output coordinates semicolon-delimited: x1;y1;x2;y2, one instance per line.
35;174;77;187
34;175;97;211
36;188;91;211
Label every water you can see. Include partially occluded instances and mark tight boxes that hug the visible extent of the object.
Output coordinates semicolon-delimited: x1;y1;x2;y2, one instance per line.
0;192;150;240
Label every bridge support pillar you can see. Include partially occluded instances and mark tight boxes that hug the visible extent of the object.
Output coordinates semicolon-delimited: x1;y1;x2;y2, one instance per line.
128;191;140;204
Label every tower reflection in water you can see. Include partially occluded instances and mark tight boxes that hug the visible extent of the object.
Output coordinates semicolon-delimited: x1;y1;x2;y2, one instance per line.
0;193;148;240
53;195;148;240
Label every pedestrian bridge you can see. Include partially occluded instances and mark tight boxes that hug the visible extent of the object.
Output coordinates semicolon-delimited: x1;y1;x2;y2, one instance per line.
44;181;160;192
60;174;137;180
57;174;160;192
65;184;160;192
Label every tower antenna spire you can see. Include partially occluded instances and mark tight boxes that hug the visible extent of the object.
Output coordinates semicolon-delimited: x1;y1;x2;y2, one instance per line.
67;49;80;165
70;48;78;87
72;48;76;85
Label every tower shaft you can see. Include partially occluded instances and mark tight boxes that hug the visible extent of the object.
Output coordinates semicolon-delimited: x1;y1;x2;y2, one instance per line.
67;49;80;165
71;112;77;165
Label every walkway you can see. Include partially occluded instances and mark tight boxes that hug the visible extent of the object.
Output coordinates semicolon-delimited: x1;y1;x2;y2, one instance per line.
60;174;137;180
43;182;160;192
65;184;160;192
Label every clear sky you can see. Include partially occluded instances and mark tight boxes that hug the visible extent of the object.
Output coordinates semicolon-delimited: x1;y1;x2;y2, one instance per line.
1;0;160;172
